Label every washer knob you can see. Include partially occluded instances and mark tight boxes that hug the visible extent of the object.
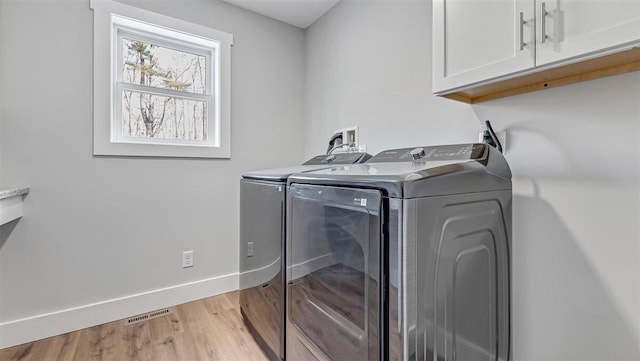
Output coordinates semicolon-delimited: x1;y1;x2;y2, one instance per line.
409;147;426;160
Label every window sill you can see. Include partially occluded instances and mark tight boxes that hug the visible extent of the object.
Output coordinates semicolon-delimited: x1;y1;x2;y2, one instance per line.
0;187;29;226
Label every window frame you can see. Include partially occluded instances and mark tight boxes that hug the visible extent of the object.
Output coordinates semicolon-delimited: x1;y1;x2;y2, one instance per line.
91;0;233;158
114;18;216;147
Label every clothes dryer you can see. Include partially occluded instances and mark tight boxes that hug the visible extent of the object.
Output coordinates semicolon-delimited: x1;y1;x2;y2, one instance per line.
286;143;512;361
239;152;371;361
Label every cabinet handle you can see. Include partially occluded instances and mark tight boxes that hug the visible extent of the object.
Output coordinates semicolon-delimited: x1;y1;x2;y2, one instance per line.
519;12;527;50
541;2;548;44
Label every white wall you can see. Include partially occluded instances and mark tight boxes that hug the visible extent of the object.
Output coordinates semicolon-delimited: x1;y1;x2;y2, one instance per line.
0;0;305;347
305;1;640;360
0;2;4;181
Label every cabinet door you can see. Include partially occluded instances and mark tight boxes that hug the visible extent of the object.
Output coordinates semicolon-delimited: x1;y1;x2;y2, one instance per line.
537;0;640;66
433;0;535;93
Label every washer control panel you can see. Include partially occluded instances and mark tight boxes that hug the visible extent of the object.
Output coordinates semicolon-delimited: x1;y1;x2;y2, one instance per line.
370;144;487;163
409;147;426;160
303;152;371;165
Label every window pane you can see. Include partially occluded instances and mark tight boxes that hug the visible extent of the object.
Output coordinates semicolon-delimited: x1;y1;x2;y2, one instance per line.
122;38;207;95
122;91;208;142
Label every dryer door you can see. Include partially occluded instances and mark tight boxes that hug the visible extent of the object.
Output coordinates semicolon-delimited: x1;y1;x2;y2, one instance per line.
286;184;382;361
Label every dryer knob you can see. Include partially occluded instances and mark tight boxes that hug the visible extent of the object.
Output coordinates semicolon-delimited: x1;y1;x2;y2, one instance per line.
409;147;426;160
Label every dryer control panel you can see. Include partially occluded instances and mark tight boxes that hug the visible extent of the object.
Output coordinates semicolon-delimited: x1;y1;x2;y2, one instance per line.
370;143;487;163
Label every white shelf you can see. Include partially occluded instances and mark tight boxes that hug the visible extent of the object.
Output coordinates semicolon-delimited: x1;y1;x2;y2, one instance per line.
0;187;29;226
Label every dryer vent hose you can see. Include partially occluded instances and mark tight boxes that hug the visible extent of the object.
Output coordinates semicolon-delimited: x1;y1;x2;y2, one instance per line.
483;120;503;153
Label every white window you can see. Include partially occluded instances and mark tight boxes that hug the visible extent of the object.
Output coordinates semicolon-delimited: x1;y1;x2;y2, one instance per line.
91;0;233;158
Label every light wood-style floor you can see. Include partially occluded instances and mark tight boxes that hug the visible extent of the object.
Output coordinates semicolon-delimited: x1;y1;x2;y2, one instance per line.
0;291;270;361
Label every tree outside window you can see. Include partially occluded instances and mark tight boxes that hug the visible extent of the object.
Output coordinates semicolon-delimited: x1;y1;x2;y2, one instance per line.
121;39;210;142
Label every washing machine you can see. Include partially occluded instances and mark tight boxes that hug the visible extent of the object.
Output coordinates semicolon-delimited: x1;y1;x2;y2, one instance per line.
285;143;512;361
239;152;371;361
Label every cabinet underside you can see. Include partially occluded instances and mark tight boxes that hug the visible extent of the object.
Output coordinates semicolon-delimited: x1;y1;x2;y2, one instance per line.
441;47;640;104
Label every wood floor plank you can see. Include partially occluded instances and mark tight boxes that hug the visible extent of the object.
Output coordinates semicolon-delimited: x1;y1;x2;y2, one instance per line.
211;308;268;361
0;291;269;361
0;343;33;361
147;313;179;360
16;332;79;361
54;332;81;361
172;300;215;361
223;290;239;307
72;327;103;361
73;321;124;361
122;322;154;361
204;295;234;314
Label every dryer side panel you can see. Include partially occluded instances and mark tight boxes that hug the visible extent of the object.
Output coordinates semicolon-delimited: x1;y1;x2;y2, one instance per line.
239;179;286;361
408;190;511;361
239;179;285;289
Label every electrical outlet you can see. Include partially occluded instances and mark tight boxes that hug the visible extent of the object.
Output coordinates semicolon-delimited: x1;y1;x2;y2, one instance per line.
478;130;507;154
247;242;254;257
344;128;357;145
182;250;194;268
334;126;359;149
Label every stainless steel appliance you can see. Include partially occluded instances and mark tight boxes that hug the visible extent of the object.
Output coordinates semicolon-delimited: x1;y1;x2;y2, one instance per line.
286;143;512;361
239;152;371;361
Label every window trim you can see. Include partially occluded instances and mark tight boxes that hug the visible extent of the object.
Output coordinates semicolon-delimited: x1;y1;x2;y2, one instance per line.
91;0;233;158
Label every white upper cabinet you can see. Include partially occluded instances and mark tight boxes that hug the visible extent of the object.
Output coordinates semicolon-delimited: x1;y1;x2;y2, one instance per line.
433;0;640;96
537;0;640;66
433;0;535;93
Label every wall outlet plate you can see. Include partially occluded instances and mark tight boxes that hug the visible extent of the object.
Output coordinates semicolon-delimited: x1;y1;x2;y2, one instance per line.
479;130;507;154
182;250;194;268
333;126;359;151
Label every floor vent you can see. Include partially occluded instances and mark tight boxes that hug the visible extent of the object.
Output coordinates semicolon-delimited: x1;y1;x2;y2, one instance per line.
124;307;174;326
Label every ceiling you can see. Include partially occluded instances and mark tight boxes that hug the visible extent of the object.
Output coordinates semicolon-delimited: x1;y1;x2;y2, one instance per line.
222;0;341;29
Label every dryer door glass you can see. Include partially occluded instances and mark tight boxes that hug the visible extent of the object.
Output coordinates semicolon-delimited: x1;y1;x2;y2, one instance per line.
286;184;382;361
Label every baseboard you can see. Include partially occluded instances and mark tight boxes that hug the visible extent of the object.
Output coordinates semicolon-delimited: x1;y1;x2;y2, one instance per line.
0;272;239;349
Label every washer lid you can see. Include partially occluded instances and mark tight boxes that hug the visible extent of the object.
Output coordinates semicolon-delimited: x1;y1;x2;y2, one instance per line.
242;164;334;182
242;152;372;182
288;144;512;198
